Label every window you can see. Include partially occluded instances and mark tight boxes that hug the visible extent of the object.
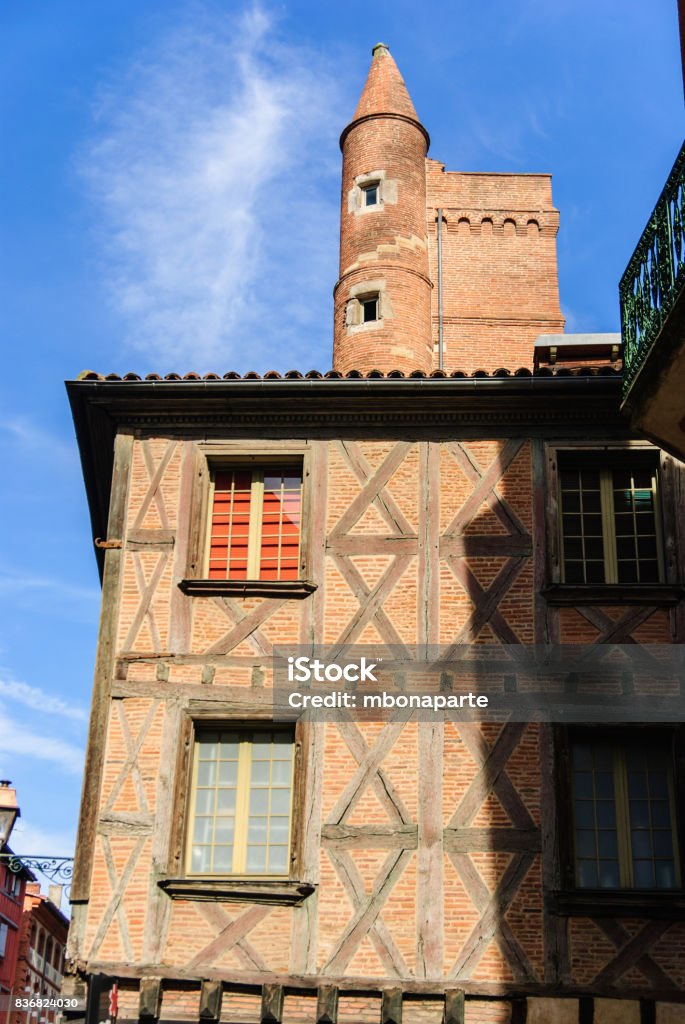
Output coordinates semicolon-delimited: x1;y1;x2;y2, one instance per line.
187;727;294;876
4;867;20;896
0;923;8;958
207;465;302;581
571;734;680;890
362;296;379;323
362;183;379;207
559;453;662;584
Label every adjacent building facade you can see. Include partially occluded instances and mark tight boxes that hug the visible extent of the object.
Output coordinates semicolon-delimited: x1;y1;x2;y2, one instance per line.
65;47;685;1024
9;883;69;1024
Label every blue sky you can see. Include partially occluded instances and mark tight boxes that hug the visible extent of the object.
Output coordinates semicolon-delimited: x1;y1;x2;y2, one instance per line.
0;0;682;880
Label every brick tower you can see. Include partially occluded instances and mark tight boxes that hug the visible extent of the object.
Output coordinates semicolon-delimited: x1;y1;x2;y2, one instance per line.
333;43;433;374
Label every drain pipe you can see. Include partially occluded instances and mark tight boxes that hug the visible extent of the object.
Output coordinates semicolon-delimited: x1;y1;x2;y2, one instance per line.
437;208;444;370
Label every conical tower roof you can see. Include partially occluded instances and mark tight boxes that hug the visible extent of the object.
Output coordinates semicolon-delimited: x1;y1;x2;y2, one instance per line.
341;44;429;150
352;43;420;122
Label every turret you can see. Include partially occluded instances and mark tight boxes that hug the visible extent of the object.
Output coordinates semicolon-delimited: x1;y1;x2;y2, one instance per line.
333;44;433;374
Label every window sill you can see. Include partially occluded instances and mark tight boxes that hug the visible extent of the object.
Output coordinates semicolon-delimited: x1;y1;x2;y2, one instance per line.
179;579;317;600
158;878;316;905
548;888;685;919
541;583;685;606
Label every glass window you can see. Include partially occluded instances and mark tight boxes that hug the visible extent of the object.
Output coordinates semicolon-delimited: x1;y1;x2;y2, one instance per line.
571;735;679;889
362;183;378;206
207;465;302;581
559;454;662;585
188;728;294;876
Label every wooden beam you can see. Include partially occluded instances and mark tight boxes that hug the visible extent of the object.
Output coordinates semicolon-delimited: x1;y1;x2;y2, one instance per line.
381;987;403;1024
539;723;570;986
70;430;133;916
84;962;685;1002
578;996;593;1024
416;721;443;978
510;997;527;1024
316;985;338;1024
138;977;162;1020
261;984;284;1024
199;980;222;1021
321;824;418;849
442;827;540;853
443;990;464;1024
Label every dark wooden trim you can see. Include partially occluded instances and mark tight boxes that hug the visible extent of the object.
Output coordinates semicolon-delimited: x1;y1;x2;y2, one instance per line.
138;977;162;1019
261;984;284;1024
578;996;593;1024
158;877;315;905
554;725;575;892
316;985;338;1024
84;961;685;1002
542;583;685;606
381;987;402;1024
640;999;656;1024
540;724;570;985
199;980;222;1021
547;889;685;918
289;717;311;882
510;997;527;1024
444;989;465;1024
127;527;175;548
179;578;317;599
70;430;134;910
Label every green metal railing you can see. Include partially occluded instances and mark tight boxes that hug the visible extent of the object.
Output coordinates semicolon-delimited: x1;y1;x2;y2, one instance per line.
620;140;685;396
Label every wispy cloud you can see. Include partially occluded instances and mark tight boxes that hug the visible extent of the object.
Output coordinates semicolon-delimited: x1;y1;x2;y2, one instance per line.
83;2;347;372
0;416;76;464
0;674;87;723
0;566;100;625
0;712;85;775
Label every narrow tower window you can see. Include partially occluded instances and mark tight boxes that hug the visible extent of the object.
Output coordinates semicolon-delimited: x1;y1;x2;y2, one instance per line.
362;183;379;207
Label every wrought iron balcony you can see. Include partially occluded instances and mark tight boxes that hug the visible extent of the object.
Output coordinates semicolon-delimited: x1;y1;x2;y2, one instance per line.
620;141;685;395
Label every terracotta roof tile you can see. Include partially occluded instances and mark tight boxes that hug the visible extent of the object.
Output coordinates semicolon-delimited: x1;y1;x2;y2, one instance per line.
75;366;622;383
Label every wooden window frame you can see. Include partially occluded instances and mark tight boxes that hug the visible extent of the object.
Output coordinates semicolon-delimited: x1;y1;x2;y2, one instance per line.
185;724;295;877
550;725;685;918
541;442;685;606
159;711;315;905
180;444;317;599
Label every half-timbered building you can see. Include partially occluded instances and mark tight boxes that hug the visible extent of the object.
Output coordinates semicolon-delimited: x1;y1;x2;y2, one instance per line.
65;45;685;1024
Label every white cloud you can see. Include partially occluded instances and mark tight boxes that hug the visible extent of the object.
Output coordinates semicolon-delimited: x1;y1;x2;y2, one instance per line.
8;820;75;859
0;675;88;723
83;2;347;372
0;712;85;775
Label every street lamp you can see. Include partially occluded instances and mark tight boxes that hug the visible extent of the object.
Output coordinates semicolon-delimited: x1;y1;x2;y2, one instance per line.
0;780;19;846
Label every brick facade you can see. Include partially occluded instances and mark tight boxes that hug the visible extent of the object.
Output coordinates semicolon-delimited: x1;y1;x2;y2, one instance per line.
65;44;685;1024
333;46;564;377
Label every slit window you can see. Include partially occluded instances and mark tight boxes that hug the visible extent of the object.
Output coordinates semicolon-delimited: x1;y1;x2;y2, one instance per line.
188;728;294;876
207;465;302;581
558;453;662;584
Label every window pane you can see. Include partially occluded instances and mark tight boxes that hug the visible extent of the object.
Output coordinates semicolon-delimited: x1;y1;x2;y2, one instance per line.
190;729;293;876
598;861;620;888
